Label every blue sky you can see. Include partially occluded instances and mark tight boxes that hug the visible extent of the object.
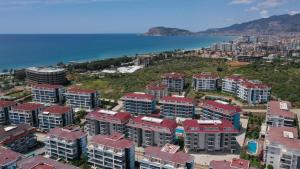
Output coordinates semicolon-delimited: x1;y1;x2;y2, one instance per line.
0;0;299;33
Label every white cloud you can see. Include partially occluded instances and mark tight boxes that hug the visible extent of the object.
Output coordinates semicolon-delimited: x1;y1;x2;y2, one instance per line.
230;0;254;4
260;10;269;18
257;0;287;9
289;10;300;15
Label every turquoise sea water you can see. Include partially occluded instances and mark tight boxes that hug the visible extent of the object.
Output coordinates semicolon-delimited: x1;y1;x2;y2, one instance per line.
0;34;235;69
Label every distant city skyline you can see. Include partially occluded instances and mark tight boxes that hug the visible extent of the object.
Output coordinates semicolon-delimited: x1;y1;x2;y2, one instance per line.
0;0;299;33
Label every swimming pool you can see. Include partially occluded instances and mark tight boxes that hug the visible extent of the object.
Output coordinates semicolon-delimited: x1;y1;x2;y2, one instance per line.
247;140;258;155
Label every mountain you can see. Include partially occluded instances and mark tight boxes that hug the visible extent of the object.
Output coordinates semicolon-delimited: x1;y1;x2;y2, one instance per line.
201;14;300;35
144;26;195;36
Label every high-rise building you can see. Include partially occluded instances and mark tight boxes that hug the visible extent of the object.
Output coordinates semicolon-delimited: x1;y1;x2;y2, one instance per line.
0;100;17;125
192;73;219;91
88;133;135;169
31;83;65;104
65;88;100;111
162;72;185;92
25;67;67;85
121;93;156;116
160;96;195;119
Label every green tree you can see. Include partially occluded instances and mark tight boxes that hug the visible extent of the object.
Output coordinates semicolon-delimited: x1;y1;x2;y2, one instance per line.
267;164;274;169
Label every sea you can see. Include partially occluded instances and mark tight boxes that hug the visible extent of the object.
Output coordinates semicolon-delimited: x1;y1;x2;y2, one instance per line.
0;34;235;70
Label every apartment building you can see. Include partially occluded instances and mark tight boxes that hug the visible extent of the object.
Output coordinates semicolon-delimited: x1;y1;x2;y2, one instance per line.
65;88;100;111
192;73;219;91
0;146;22;169
222;75;246;94
9;103;44;127
162;72;185;92
264;126;300;169
266;101;295;127
200;100;241;129
39;105;74;131
85;109;131;136
45;126;87;161
88;133;135;169
0;124;37;153
127;116;177;147
145;83;168;101
0;100;17;125
140;144;194;169
237;80;271;104
121;93;156;116
209;158;250;169
17;155;79;169
25;66;67;85
183;119;239;153
160;96;195;119
31;83;65;104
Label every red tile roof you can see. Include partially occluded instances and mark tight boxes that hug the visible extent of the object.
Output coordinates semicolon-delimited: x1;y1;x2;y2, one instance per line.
67;87;98;94
32;84;63;90
0;124;36;145
193;73;219;79
42;106;72;115
86;109;131;124
162;72;185;79
90;133;134;149
224;75;246;82
266;126;300;150
183;119;239;133
201;100;241;115
267;101;294;119
239;80;271;89
210;158;250;169
13;103;44;112
146;83;168;91
0;146;22;167
161;96;195;104
126;116;177;134
48;127;87;141
122;93;155;101
144;146;194;165
17;156;79;169
0;100;16;108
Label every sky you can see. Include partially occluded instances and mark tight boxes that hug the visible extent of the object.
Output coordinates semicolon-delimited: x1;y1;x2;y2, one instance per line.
0;0;299;33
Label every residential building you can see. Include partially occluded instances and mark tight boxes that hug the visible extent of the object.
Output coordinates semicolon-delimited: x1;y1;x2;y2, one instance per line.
237;80;271;104
25;66;67;85
209;158;250;169
140;144;194;169
121;93;156;116
192;73;219;91
88;133;135;169
235;55;263;62
17;155;79;169
0;124;37;153
183;119;239;153
264;126;300;169
9;103;44;127
127;116;177;147
65;88;100;111
85;109;131;136
266;101;295;127
222;75;246;94
45;126;87;161
0;100;17;125
145;83;168;101
31;83;65;104
0;146;22;169
162;72;185;92
39;105;74;132
160;96;195;119
200;100;241;129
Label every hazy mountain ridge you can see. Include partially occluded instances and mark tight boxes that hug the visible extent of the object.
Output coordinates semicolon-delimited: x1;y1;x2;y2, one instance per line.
144;26;195;36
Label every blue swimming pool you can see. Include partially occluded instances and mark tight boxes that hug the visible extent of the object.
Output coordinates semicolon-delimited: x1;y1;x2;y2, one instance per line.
247;140;258;155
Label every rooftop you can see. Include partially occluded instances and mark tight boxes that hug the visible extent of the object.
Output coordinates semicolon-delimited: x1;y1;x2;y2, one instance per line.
266;126;300;150
17;156;79;169
122;93;155;101
162;72;185;79
267;101;294;119
183;119;238;133
239;79;271;89
85;109;131;124
201;100;241;115
0;146;22;167
48;127;87;141
0;124;35;145
42;106;72;115
13;103;44;112
90;133;134;149
193;73;219;79
0;100;16;108
26;67;65;73
32;83;64;90
160;96;195;105
210;158;250;169
67;87;98;94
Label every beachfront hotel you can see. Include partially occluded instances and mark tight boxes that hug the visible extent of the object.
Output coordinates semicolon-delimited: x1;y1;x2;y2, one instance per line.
85;109;131;136
31;83;65;105
0;146;22;169
38;105;74;132
126;116;177;147
264;126;300;169
192;73;220;91
9;102;44;127
145;82;168;101
183;119;239;153
121;92;156;116
162;72;185;92
140;144;194;169
88;133;135;169
0;100;17;125
25;66;67;85
45;126;87;161
65;88;100;111
200;100;241;129
209;158;250;169
0;124;37;153
266;100;295;127
160;95;195;119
